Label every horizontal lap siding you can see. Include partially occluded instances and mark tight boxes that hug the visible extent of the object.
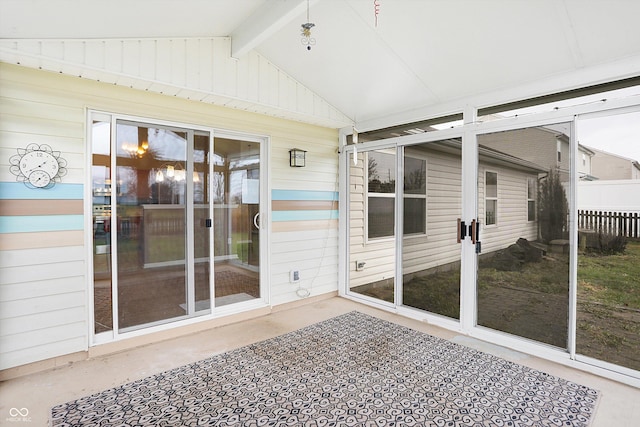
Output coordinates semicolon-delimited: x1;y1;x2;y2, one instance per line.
479;165;538;253
402;150;462;275
1;64;88;369
348;151;396;287
269;119;340;304
349;146;539;282
270;229;339;305
0;63;340;370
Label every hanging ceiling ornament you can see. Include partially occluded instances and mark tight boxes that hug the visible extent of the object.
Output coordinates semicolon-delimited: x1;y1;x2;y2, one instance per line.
374;0;380;27
301;0;316;50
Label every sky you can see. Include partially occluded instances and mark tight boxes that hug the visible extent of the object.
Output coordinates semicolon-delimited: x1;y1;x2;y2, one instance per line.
577;111;640;162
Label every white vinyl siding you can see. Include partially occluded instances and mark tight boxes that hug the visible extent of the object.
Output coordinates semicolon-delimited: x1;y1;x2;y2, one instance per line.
0;38;351;129
401;149;461;275
478;166;539;254
351;147;539;287
485;171;498;226
0;247;86;368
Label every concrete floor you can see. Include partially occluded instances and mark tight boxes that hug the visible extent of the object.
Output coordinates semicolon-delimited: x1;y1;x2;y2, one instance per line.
1;297;639;426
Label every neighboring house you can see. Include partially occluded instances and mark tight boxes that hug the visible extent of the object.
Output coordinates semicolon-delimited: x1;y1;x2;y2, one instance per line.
477;126;570;183
588;147;640;180
348;141;545;289
578;145;597;181
477;126;600;182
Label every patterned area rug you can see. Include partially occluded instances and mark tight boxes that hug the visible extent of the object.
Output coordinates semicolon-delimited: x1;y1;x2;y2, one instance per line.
51;311;599;426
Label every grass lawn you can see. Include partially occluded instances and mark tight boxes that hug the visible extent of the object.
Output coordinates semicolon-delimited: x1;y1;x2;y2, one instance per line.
352;239;640;371
578;239;640;308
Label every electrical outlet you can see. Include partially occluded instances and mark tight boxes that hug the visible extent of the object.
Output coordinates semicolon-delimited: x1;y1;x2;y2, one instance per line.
355;261;366;271
290;270;300;283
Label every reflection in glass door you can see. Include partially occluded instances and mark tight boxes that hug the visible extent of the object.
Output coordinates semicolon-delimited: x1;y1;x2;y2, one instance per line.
401;140;462;319
476;124;572;349
115;122;191;330
194;131;212;311
91;115;267;337
213;137;261;307
348;149;397;304
576;111;640;371
91;118;113;334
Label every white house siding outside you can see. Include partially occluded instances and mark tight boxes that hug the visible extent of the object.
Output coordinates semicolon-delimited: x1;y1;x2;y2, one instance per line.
578;145;595;180
349;144;539;289
0;63;339;371
477;164;539;254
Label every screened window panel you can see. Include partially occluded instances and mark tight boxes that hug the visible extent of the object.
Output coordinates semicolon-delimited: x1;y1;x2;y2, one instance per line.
404;198;426;235
368;197;395;239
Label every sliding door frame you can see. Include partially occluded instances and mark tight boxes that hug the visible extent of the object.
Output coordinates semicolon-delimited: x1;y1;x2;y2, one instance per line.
87;110;271;346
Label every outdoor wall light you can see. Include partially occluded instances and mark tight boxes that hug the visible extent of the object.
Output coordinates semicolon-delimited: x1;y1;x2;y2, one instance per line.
289;148;307;167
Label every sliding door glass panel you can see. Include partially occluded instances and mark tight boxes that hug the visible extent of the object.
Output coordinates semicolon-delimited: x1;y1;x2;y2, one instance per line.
213;137;260;307
476;124;572;349
116;122;188;330
349;149;396;304
92;119;113;334
576;111;640;371
194;131;211;312
402;140;462;319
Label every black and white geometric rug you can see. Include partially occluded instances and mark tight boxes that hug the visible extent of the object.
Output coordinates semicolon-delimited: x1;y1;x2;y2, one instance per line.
51;311;599;426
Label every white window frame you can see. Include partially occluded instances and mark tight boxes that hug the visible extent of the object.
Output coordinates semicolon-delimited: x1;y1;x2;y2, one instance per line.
527;177;536;222
485;170;498;226
365;150;396;242
402;153;428;237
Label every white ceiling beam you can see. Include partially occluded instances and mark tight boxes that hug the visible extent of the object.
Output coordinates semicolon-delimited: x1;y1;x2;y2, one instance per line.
231;0;320;58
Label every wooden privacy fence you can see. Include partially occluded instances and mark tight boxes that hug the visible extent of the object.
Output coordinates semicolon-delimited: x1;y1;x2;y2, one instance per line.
578;210;640;238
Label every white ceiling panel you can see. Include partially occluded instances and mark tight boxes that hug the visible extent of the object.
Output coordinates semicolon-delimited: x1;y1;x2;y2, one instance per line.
0;0;267;39
562;0;640;65
1;0;639;129
256;0;441;122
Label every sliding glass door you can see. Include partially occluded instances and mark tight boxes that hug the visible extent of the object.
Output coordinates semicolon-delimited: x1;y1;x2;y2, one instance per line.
475;124;572;349
91;114;265;338
401;140;462;320
115;121;203;331
347;140;463;320
212;136;261;307
576;110;640;372
348;149;397;305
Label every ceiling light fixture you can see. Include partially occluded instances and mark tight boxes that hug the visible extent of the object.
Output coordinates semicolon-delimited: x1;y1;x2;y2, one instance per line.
301;0;316;50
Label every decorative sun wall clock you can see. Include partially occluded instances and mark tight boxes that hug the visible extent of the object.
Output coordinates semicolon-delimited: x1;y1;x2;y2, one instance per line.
9;143;68;189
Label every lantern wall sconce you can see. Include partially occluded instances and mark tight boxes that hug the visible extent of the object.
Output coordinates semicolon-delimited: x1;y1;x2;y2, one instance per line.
289;148;307;167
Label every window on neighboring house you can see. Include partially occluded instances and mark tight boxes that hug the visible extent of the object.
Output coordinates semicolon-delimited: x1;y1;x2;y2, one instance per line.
557;139;562;162
485;171;497;225
527;177;536;222
403;156;427;235
582;153;587;166
367;150;396;239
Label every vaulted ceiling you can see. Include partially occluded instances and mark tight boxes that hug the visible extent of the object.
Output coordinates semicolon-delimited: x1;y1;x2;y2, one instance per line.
2;0;640;131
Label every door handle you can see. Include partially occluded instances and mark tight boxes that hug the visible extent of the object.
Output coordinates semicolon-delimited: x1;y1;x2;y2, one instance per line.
457;218;467;243
470;219;477;244
253;212;260;230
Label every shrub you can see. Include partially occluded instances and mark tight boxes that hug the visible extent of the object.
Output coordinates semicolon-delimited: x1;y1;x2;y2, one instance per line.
588;233;627;255
538;169;568;243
